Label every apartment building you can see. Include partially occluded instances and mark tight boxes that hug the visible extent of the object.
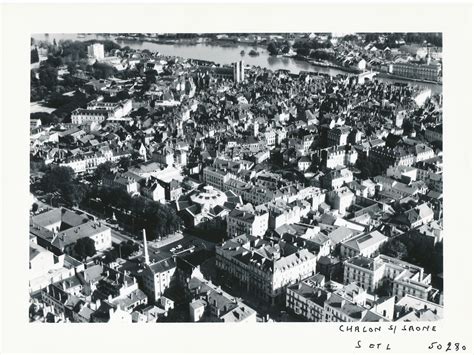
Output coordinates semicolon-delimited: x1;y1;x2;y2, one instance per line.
321;145;358;169
216;234;317;305
343;254;434;301
31;207;112;254
286;275;328;321
203;166;231;191
227;205;269;237
389;62;441;82
327;126;351;147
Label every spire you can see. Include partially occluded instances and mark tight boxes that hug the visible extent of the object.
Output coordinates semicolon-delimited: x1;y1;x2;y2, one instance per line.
143;229;150;265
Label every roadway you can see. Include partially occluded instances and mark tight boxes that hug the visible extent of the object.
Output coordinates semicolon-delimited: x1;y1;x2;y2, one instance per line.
104;218;217;262
32;196;217;261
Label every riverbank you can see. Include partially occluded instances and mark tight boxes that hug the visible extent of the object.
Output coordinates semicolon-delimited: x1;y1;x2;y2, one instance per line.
32;33;443;89
116;35;438;87
311;61;360;74
116;35;198;46
115;35;262;49
293;54;361;74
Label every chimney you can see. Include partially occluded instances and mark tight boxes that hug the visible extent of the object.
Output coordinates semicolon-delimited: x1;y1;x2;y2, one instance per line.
143;229;150;265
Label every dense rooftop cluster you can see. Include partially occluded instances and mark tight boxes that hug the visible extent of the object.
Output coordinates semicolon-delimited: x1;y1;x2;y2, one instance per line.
29;33;443;323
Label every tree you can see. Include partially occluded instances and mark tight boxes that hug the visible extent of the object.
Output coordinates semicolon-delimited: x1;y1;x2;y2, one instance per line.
96;186;132;210
270;150;284;168
365;33;379;43
31;69;39;85
58;40;88;62
41;165;87;206
296;47;311;57
115;90;131;101
41;166;75;193
30;157;47;173
119;67;139;80
120;240;139;259
431;140;442;151
38;65;58;89
135;62;144;74
103;248;119;264
30;85;49;102
342;34;358;42
31;47;40;64
46;55;63;67
32;203;39;213
402;119;414;135
130;107;149;118
267;42;280;56
375;281;392;297
74;237;96;261
380;238;408;260
145;70;158;84
139;201;183;240
47;91;88;116
92;62;116;79
92;186;183;238
93;161;114;183
67;63;77;75
29;303;40;320
64;183;89;207
310;50;336;62
355;154;382;179
118;156;132;171
131;151;141;161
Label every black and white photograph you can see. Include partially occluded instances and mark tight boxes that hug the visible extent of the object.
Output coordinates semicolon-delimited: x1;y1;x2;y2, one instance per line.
28;32;444;323
1;2;473;354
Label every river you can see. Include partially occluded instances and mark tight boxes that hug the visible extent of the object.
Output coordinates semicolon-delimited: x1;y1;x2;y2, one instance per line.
32;33;441;94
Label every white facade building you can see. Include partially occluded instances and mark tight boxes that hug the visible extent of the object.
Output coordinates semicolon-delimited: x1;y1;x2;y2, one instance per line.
87;43;105;60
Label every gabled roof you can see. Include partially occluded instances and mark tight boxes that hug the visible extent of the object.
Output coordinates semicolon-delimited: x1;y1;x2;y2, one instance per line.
342;230;388;252
327;226;354;245
146;258;176;274
31;208;91;230
52;221;110;249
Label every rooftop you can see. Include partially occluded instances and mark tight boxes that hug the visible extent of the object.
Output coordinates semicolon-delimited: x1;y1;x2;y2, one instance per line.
52;220;110;249
31;208;91;231
342;230;388;252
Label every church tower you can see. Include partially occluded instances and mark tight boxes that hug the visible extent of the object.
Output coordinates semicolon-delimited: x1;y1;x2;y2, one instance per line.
139;143;147;162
